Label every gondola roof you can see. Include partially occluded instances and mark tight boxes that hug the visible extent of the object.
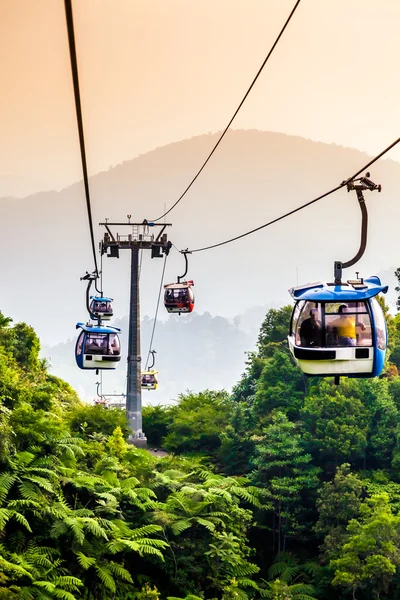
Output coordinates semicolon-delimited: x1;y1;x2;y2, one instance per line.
76;322;121;334
90;296;113;302
289;276;388;302
164;281;194;289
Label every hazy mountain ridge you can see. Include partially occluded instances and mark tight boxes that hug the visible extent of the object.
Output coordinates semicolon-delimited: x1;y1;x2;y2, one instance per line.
1;129;399;348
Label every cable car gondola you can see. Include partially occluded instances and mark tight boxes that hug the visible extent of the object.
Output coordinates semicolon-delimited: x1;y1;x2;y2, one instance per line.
288;173;388;381
141;350;158;390
164;281;194;314
164;250;195;314
75;323;121;370
141;370;159;390
288;276;388;378
89;296;114;321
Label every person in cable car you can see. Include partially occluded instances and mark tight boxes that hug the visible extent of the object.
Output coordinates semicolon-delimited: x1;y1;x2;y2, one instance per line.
89;297;114;320
300;308;322;347
141;370;158;389
108;333;120;355
327;304;366;347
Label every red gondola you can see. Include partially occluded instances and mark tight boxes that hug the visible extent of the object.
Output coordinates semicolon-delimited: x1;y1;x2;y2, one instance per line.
164;250;195;314
164;281;194;314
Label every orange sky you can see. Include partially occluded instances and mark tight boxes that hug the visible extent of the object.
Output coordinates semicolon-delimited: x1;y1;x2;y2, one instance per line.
1;0;400;197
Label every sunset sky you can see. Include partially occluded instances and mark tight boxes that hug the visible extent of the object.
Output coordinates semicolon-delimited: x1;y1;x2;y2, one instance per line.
1;0;400;197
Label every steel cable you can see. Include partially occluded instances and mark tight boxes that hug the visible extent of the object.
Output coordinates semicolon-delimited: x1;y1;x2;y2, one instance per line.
151;0;302;222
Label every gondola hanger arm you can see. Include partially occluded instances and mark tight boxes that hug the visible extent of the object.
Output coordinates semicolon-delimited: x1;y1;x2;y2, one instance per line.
177;249;191;283
80;271;100;323
148;350;156;370
334;173;381;284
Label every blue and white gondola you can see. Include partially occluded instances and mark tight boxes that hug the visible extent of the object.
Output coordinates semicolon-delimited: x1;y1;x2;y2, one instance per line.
75;322;121;370
288;276;388;378
89;296;114;321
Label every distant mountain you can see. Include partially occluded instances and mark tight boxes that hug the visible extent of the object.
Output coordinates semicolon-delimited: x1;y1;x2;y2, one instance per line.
41;308;266;404
1;130;399;348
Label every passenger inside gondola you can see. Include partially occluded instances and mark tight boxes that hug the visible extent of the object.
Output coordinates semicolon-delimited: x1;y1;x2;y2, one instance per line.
83;333;120;355
142;373;158;385
327;304;366;346
326;304;368;347
108;334;120;355
300;308;322;347
165;288;189;307
93;301;112;313
85;333;106;354
295;301;372;349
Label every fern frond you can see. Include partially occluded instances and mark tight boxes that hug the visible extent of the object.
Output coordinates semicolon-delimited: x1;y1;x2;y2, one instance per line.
80;518;108;539
236;577;260;589
230;486;263;508
107;562;133;583
170;519;192;535
32;581;55;593
0;473;17;504
122;540;165;560
94;565;116;593
119;476;140;489
7;499;41;510
0;508;11;531
10;511;32;532
18;482;42;502
105;540;126;554
74;552;95;570
231;563;260;577
14;452;35;467
25;476;55;494
64;518;85;545
54;576;83;592
52;589;78;600
129;525;163;539
197;517;216;531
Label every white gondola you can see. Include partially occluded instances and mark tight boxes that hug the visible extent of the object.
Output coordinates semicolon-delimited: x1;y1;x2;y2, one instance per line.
89;296;114;321
288;276;388;378
75;322;121;370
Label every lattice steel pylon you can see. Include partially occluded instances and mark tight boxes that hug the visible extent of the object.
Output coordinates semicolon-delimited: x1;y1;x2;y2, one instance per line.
100;217;172;447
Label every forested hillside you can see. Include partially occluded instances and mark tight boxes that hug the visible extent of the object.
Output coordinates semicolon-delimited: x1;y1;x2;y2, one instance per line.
3;285;400;598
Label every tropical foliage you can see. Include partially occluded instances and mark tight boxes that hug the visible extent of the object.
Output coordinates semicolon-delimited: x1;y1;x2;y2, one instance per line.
3;278;400;598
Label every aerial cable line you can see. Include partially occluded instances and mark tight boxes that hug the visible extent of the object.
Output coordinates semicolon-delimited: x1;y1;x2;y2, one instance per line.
144;254;168;370
151;0;302;222
64;0;98;275
187;135;400;253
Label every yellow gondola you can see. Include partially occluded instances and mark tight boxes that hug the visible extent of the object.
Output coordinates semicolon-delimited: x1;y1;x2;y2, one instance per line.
141;370;158;390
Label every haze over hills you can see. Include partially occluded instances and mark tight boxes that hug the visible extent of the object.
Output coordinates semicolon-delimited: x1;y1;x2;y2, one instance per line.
41;307;266;404
2;129;399;398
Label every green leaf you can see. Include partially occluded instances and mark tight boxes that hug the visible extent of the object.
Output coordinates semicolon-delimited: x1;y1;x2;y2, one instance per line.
10;511;32;532
74;552;96;570
94;565;116;593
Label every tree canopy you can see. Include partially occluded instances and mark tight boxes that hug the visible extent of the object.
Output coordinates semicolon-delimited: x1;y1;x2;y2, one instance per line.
2;289;400;599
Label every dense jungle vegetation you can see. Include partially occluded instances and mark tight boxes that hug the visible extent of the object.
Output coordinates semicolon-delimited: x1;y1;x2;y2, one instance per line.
2;289;400;599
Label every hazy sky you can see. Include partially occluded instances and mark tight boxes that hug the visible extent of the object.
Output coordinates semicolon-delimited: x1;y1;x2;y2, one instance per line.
1;0;400;197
